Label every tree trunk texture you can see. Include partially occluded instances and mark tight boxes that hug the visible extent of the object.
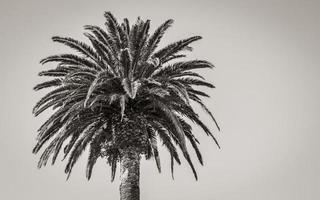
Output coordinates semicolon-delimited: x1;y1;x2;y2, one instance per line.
119;147;140;200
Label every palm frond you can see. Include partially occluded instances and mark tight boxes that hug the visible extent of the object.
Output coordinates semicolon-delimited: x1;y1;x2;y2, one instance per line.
154;36;202;62
40;54;101;71
120;48;132;78
173;78;215;88
147;126;161;173
104;12;122;51
110;154;118;182
33;79;62;91
152;101;187;153
52;36;102;68
151;60;214;78
142;19;174;61
65;120;103;179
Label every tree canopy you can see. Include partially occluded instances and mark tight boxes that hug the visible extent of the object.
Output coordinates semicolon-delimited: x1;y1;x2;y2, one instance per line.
33;12;220;181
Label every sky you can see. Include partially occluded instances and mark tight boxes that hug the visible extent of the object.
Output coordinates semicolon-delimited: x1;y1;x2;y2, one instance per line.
0;0;319;199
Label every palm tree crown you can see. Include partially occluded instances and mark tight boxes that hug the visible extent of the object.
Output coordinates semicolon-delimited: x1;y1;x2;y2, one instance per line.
33;12;220;181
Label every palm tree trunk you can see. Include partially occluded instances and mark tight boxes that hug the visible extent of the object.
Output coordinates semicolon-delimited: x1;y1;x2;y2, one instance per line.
119;148;140;200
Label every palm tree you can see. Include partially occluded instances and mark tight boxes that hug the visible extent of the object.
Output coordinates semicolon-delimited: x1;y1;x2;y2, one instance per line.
33;12;220;200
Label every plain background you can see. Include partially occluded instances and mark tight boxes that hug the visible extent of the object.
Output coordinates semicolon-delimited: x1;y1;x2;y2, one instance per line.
0;0;319;199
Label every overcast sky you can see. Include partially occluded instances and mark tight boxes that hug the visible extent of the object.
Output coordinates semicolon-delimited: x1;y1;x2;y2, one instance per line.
0;0;319;200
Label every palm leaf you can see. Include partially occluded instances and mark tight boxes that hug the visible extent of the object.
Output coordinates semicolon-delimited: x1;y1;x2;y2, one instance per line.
154;36;202;62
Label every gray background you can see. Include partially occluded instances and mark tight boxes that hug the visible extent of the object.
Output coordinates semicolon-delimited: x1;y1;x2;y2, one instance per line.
0;0;319;199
